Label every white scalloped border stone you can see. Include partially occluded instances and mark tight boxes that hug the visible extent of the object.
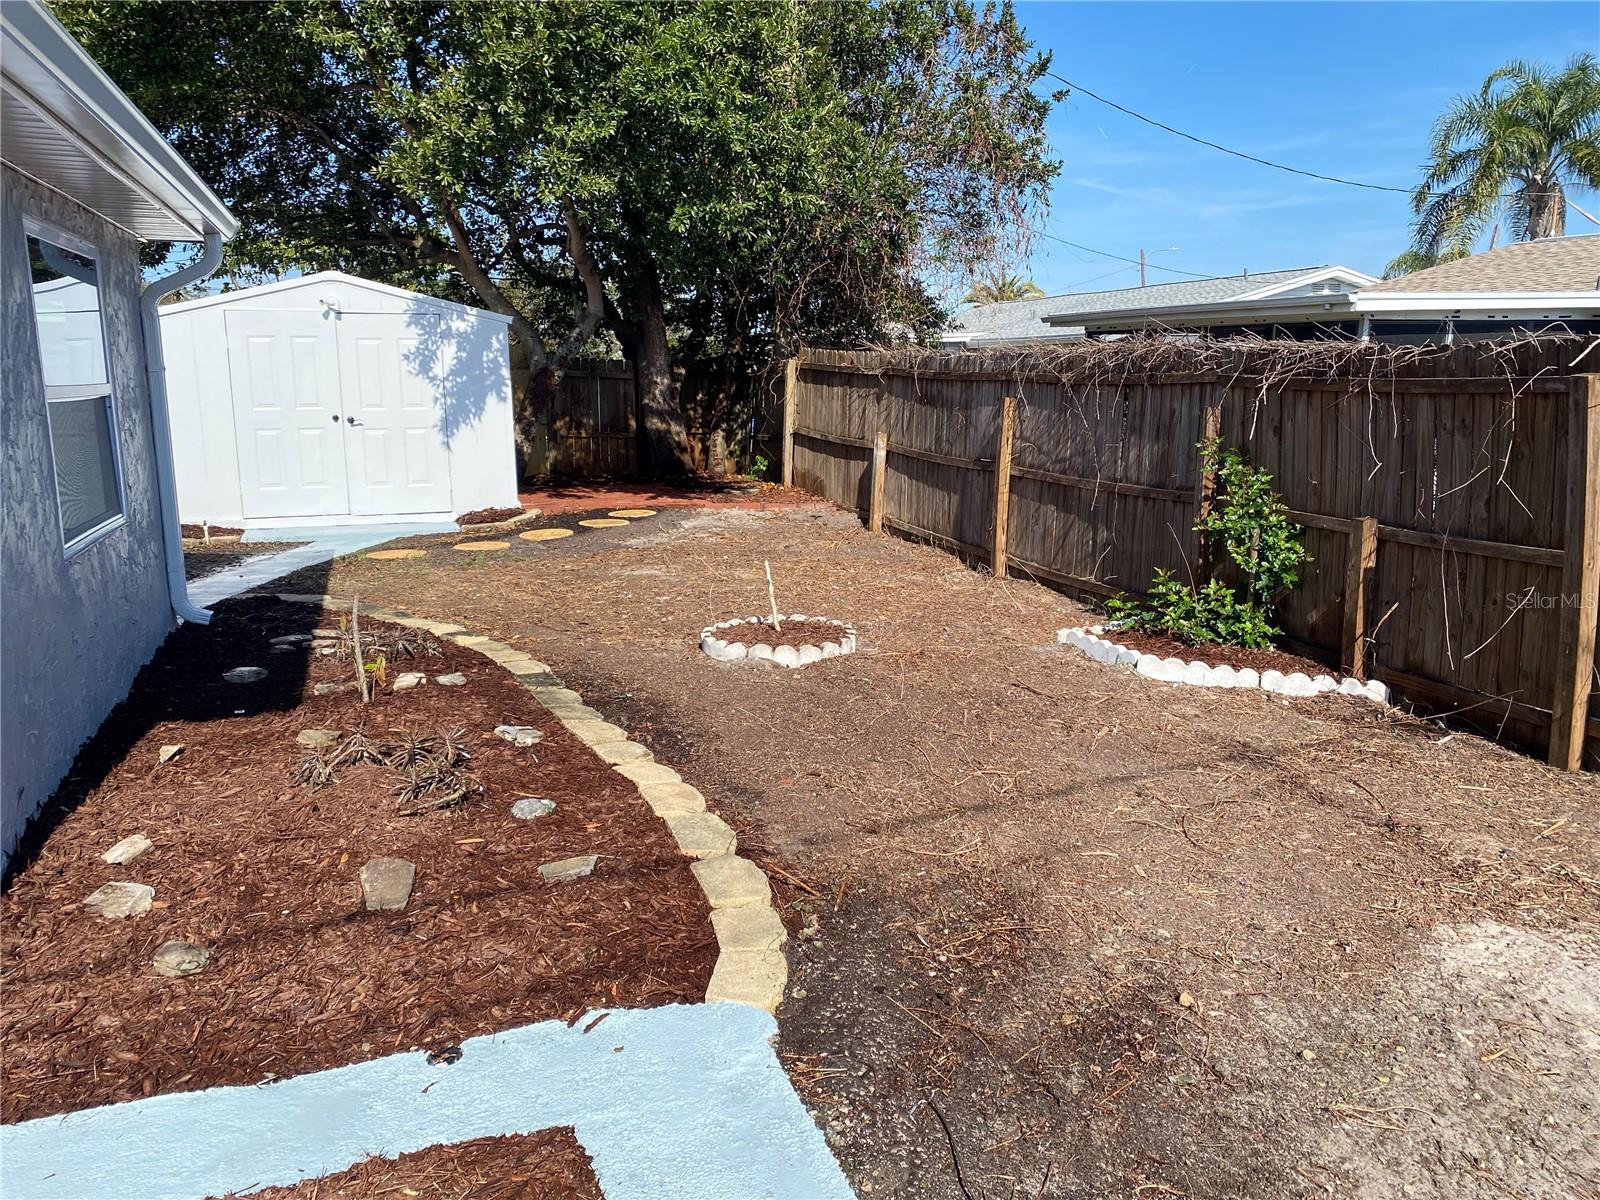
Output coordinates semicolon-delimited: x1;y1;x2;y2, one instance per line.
1057;623;1392;705
701;615;857;669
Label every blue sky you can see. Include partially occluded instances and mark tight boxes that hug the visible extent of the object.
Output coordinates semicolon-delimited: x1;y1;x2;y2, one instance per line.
1007;0;1599;297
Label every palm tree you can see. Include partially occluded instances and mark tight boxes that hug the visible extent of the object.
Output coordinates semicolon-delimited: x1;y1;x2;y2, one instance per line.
1387;53;1600;277
961;269;1046;305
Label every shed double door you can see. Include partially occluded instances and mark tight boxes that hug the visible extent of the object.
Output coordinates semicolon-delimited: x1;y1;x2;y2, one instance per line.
226;310;452;519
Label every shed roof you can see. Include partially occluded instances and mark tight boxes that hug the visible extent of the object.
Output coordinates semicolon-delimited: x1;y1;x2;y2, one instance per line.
159;271;513;326
1363;235;1600;294
0;1;235;241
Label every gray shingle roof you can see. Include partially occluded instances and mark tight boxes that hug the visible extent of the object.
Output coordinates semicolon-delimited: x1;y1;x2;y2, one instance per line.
1040;267;1325;322
1363;235;1600;293
944;294;1086;343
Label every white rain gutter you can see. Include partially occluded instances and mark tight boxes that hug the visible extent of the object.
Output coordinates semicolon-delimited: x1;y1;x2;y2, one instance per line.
140;232;223;625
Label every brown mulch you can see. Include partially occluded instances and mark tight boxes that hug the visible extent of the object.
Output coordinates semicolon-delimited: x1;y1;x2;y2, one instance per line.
0;596;714;1124
216;1130;603;1199
184;541;307;581
1106;625;1335;677
712;618;852;648
520;480;815;515
458;505;527;526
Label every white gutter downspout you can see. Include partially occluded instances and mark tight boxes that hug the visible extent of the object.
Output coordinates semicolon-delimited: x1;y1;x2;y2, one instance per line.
140;232;224;625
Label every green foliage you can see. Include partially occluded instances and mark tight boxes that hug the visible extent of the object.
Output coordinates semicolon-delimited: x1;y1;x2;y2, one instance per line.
749;454;771;481
1106;441;1305;649
1107;571;1280;650
961;268;1046;305
1193;439;1306;606
1390;53;1600;272
55;0;1061;467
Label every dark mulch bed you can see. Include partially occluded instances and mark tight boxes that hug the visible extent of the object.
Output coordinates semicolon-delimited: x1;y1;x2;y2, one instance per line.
712;618;852;649
1107;625;1336;678
458;505;527;526
0;597;714;1124
183;541;307;581
217;1129;603;1199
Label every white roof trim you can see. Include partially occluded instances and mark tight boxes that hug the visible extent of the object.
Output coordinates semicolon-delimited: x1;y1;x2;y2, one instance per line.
159;270;514;325
0;1;236;240
1232;265;1381;302
1353;290;1600;313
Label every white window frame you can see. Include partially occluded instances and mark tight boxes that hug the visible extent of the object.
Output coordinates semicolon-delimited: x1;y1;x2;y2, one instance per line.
23;215;128;558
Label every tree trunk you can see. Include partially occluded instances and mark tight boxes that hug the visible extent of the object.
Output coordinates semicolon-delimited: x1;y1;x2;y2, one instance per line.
630;266;695;479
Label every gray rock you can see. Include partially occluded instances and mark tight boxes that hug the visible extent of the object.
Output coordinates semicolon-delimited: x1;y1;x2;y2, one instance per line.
296;728;341;750
270;633;313;645
494;724;544;748
512;797;556;820
222;666;267;684
360;857;416;911
539;854;598;884
313;680;359;696
102;833;153;866
83;881;154;919
152;940;212;978
392;671;426;692
435;673;468;686
157;744;184;765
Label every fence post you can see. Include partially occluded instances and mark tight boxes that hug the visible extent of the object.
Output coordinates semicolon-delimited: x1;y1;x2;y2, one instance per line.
1341;515;1379;679
867;429;889;532
780;357;799;487
1549;375;1600;770
1192;393;1225;579
991;394;1017;578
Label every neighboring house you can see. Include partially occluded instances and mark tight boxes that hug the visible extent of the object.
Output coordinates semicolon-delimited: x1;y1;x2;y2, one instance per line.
1034;238;1600;341
940;293;1088;349
1;2;236;871
161;272;518;529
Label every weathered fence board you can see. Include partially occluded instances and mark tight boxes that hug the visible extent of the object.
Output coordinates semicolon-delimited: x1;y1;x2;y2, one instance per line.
786;345;1600;769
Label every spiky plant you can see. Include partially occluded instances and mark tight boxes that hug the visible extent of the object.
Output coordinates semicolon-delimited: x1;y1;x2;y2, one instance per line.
1388;53;1600;276
961;269;1047;305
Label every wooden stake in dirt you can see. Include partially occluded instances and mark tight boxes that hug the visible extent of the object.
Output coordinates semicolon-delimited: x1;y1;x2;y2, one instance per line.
764;561;782;632
351;596;370;704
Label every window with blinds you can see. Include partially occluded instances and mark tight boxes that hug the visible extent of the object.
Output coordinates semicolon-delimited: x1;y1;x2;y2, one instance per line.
27;232;124;550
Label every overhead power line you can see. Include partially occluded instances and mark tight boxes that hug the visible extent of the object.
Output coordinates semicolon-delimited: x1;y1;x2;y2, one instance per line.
1046;69;1421;196
1036;230;1217;280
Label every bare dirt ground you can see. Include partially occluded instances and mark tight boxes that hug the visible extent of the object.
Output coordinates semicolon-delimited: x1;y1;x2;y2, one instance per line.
277;503;1600;1200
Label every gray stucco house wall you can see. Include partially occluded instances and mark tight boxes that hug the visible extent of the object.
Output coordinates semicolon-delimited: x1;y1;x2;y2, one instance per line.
0;166;173;869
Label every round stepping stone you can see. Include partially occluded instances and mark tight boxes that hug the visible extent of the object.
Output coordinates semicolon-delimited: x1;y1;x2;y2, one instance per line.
519;528;574;542
607;508;657;518
367;548;426;561
152;940;212;978
452;540;509;551
222;666;267;684
577;518;629;528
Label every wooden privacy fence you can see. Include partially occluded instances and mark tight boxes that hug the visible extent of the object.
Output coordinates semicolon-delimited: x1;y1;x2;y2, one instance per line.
780;344;1600;770
513;359;749;477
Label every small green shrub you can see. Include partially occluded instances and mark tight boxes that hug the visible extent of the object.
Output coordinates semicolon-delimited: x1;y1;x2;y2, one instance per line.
1107;570;1281;649
1105;441;1305;648
750;454;771;481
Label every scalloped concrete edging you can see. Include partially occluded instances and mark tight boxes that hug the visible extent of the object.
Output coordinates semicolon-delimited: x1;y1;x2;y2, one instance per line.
1058;623;1392;704
701;615;857;668
454;506;544;534
275;593;788;1013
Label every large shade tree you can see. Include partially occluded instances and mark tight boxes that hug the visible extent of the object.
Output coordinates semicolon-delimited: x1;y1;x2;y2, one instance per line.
1388;53;1600;277
58;0;1058;474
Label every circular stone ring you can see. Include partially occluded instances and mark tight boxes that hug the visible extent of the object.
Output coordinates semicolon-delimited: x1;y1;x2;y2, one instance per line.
700;615;858;669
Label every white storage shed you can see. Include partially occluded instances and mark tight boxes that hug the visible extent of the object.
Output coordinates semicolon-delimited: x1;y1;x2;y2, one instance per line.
160;271;518;528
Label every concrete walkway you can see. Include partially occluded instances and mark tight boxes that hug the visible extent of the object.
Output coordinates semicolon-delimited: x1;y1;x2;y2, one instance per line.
187;523;454;608
0;1004;852;1200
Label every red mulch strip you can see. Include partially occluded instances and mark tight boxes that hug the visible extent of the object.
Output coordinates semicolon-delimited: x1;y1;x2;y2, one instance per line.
1108;626;1335;678
215;1129;602;1199
520;480;817;515
0;597;714;1124
458;505;527;526
712;618;853;649
181;524;246;539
